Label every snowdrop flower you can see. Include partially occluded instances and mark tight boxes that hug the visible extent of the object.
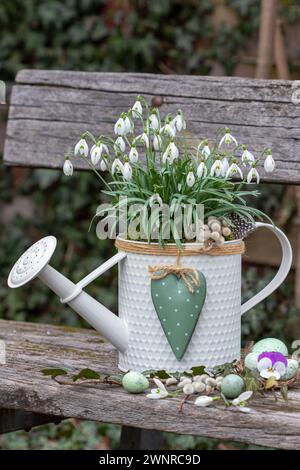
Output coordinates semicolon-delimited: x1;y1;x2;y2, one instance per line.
63;159;73;176
149;113;159;130
74;138;88;157
197;162;207;178
114;137;126;153
201;145;211;160
226;163;243;179
132;98;143;118
241;149;255;166
210;160;223;177
194;396;215;407
247;167;260;184
160;123;176;138
129;146;139;163
111;158;123;175
219;130;238;147
172;113;186;132
114;117;126;136
135;133;149;148
257;352;287;380
221;157;229;176
146;378;168;399
91;145;101;165
100;159;107;171
264;152;275;173
153;134;162;151
186;171;195;187
231;391;253;413
124;116;133;134
122;162;132;181
149;193;163;207
167;142;179;161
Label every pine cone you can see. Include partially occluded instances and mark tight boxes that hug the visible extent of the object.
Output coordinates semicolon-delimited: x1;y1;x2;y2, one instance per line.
228;214;255;240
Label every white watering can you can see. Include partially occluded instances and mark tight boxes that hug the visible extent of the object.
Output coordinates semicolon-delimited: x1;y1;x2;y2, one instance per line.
8;223;292;372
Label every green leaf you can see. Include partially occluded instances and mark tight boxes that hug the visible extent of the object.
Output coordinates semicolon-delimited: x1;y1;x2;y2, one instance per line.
144;370;172;379
72;368;100;382
280;385;289;402
107;374;124;385
41;368;68;379
191;365;206;376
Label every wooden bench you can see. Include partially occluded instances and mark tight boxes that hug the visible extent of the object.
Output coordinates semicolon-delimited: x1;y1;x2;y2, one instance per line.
2;70;300;450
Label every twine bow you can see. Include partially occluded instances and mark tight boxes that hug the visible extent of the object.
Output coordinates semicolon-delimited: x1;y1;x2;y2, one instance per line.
148;252;200;294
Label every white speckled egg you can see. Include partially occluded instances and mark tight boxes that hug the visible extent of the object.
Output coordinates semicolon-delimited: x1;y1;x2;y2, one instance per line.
252;338;288;356
220;374;245;399
281;359;299;381
122;371;149;394
244;352;259;370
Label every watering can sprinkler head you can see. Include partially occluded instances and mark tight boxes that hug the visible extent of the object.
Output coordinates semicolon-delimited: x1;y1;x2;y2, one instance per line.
7;236;129;353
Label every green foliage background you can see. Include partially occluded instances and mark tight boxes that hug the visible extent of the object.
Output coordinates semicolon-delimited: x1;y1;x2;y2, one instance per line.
0;0;300;451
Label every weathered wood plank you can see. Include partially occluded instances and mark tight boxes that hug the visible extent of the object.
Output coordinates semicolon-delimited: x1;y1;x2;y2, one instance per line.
0;319;300;449
3;70;300;183
0;409;62;434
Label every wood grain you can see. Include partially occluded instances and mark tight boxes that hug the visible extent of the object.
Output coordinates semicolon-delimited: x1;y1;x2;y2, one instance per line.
0;319;299;449
3;70;300;183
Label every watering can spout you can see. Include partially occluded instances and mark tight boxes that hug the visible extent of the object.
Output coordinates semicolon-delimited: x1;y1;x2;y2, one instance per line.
7;236;129;353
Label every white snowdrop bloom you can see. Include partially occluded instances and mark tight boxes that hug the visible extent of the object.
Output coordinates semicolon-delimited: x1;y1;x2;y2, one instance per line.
99;143;109;156
247;167;260;184
226;163;243;179
264;153;275;173
221;157;229;176
114;136;126;153
100;159;108;171
219;130;238;147
111;158;124;175
232;391;253;413
168;142;179;160
129;146;139;163
91;145;101;165
149;193;163;207
194;396;214;407
114;117;126;136
201;144;211;160
162;148;170;165
74;138;88;157
149;113;159;130
138;132;149;148
172;113;186;132
197;162;208;178
146;378;168;399
63;159;73;176
241;149;255;166
160;123;176;138
122;162;132;181
153;134;162;151
132;99;143;118
124;116;133;134
210;159;223;177
186;171;195;187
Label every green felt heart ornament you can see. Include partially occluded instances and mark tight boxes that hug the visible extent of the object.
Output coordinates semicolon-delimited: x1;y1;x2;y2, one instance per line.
151;270;206;360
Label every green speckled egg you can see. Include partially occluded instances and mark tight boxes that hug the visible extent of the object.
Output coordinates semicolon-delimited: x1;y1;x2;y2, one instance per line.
252;338;288;357
122;371;149;394
281;359;299;381
221;374;245;399
244;352;259;371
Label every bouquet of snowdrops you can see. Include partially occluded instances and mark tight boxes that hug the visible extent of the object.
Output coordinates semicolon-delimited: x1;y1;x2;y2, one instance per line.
62;96;275;247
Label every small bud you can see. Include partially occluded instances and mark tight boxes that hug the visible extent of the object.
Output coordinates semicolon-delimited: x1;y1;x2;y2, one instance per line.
178;378;192;388
210;231;220;241
183;383;194;395
166;377;178;386
193;381;206;393
205;385;213;394
211;222;221;233
222;227;231;237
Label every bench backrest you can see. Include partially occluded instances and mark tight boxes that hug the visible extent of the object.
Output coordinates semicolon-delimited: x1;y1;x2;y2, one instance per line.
3;69;300;184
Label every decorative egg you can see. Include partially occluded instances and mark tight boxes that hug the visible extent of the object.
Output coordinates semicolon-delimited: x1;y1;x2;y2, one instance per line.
220;374;245;399
122;371;149;394
252;338;288;357
280;359;299;381
244;352;259;370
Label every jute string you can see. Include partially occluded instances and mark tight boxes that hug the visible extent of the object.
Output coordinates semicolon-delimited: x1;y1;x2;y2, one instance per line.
115;238;245;294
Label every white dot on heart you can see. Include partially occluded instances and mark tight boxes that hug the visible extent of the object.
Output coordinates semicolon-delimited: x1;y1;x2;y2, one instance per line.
178;290;182;294
186;299;190;302
168;296;172;300
190;314;194;317
163;318;166;322
162;282;165;286
176;347;179;350
168;332;171;335
159;306;162;309
155;293;159;297
177;322;180;326
196;290;200;293
185;333;188;336
174;308;178;312
195;305;198;308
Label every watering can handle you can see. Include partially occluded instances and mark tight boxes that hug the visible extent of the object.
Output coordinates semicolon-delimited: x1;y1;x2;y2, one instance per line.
241;222;293;316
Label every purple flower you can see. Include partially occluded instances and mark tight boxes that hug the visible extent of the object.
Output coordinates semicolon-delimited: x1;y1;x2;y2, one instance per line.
257;352;287;380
